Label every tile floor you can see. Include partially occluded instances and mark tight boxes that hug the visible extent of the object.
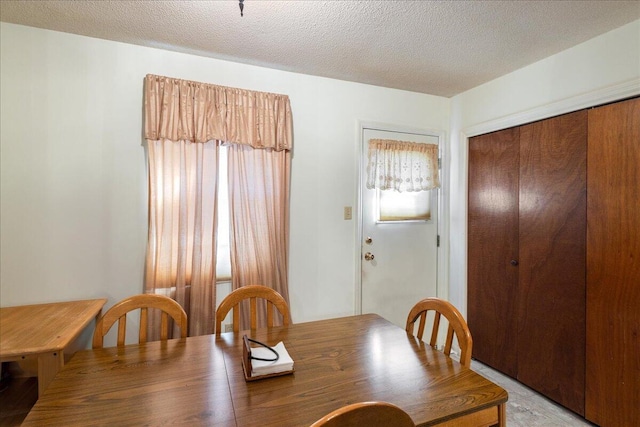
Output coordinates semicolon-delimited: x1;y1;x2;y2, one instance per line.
471;360;595;426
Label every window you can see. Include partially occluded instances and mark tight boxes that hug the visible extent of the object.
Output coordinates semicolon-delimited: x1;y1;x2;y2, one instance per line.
216;147;231;280
378;188;432;222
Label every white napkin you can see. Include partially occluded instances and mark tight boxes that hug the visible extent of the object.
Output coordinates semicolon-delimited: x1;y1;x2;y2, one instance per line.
251;341;294;376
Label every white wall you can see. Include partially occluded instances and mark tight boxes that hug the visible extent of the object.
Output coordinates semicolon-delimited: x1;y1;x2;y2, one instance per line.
448;20;640;315
0;23;450;326
3;18;638;334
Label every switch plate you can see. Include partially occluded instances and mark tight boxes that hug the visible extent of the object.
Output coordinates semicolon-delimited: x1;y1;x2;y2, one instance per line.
344;206;352;220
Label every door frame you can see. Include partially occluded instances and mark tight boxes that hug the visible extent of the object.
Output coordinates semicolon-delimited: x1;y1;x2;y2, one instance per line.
355;121;448;316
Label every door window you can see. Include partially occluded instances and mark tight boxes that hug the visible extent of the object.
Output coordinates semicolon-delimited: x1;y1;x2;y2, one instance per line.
378;188;432;222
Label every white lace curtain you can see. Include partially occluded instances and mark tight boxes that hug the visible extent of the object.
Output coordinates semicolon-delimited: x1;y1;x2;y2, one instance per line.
366;139;440;192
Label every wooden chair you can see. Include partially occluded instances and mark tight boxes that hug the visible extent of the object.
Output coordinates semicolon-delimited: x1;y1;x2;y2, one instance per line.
405;297;473;368
215;285;290;334
310;401;415;427
407;301;502;427
92;294;188;348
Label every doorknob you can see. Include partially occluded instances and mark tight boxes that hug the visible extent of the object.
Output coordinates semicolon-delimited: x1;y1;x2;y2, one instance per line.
365;237;373;244
364;252;375;261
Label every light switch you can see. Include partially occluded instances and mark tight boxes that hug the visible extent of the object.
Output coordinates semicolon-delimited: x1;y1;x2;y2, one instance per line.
344;206;352;220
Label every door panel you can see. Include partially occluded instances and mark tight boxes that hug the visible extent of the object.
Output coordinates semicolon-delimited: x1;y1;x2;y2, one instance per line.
586;97;640;426
361;127;439;329
517;110;587;416
467;128;520;378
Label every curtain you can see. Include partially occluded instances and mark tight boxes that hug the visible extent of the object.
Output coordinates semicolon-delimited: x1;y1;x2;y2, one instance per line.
366;139;439;192
143;74;293;336
145;139;218;337
144;74;292;150
227;143;291;330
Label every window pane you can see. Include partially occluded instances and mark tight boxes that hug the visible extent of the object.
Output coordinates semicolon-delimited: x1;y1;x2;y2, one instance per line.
216;146;231;279
378;189;431;222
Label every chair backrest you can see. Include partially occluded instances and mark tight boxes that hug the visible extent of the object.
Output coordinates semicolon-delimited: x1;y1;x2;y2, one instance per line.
92;294;188;349
215;285;290;334
405;297;473;367
310;401;415;427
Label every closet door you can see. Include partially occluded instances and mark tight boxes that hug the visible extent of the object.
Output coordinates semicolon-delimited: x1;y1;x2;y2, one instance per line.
468;128;520;378
517;110;587;416
586;97;640;426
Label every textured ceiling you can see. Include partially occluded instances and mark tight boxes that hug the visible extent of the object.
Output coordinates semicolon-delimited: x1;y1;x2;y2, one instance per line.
1;0;639;97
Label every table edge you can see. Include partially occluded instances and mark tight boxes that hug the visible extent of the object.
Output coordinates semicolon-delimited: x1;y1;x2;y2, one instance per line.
0;298;107;357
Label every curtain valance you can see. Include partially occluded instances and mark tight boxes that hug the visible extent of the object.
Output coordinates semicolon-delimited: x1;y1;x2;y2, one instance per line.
366;139;440;192
144;74;293;151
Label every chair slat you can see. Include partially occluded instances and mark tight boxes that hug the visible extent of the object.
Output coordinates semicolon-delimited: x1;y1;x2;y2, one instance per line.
250;298;257;329
159;311;169;341
417;311;426;340
430;312;441;348
140;307;148;343
233;306;240;333
117;315;127;347
444;325;454;356
267;303;274;328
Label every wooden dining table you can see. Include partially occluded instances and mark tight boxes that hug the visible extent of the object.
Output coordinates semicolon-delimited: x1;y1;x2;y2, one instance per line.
0;298;107;397
22;314;507;426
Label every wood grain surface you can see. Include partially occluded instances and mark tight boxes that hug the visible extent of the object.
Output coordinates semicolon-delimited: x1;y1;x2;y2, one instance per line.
0;299;107;396
586;97;640;427
22;314;507;426
517;110;587;415
0;299;107;357
468;128;520;378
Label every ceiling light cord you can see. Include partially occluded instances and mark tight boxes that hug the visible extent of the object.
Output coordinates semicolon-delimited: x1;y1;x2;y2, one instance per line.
239;0;244;17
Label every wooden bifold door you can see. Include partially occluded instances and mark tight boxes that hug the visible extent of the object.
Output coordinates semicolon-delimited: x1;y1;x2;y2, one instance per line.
468;110;587;416
468;97;639;426
585;97;639;427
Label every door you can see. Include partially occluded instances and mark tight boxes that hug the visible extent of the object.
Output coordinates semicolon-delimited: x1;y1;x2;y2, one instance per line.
360;126;439;329
586;97;640;426
517;110;586;416
468;112;587;415
468;128;520;378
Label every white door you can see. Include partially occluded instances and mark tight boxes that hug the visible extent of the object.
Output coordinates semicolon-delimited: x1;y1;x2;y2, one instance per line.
360;126;440;328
